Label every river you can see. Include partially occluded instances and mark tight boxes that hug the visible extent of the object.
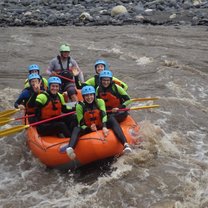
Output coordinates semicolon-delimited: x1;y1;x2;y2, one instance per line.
0;25;208;208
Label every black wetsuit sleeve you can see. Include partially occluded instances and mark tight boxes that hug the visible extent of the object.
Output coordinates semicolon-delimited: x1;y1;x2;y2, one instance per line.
34;101;43;121
75;75;88;89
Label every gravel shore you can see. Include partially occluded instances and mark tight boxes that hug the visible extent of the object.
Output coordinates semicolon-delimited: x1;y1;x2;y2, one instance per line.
0;0;208;27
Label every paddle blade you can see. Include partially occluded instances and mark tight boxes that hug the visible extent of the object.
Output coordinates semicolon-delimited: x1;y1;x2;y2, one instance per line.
0;117;14;126
0;114;35;126
112;105;160;113
0;109;20;118
130;105;160;110
0;125;29;138
130;97;159;102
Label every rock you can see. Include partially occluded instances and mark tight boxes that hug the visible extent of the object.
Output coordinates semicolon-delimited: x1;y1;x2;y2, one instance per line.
133;2;145;14
144;9;155;16
193;0;202;6
14;18;22;26
94;15;111;25
169;13;176;19
24;11;32;16
79;12;93;21
0;0;208;27
111;5;128;17
183;1;192;9
135;15;145;22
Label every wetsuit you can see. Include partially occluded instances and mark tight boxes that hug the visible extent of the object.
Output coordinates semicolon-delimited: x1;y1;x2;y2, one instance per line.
14;87;42;123
47;55;84;99
75;74;128;91
68;98;128;149
35;91;77;137
96;82;131;123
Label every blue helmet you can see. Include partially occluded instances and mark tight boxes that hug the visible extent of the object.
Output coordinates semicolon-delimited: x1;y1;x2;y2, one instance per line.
48;76;62;85
99;70;113;80
94;59;107;68
28;73;40;81
81;86;95;95
28;64;40;72
94;59;110;72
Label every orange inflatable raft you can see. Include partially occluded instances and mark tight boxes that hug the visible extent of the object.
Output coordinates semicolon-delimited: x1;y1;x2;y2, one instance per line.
26;115;140;170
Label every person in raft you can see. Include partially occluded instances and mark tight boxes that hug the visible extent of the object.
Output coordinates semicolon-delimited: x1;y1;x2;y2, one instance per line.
65;85;132;160
96;70;131;123
46;43;84;102
75;59;128;91
14;73;43;123
24;64;48;90
34;76;77;138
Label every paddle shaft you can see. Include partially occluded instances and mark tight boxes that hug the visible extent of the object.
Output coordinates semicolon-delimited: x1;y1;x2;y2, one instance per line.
52;73;75;83
14;114;35;121
0;105;159;137
0;114;35;126
29;111;75;127
0;111;76;137
107;105;160;113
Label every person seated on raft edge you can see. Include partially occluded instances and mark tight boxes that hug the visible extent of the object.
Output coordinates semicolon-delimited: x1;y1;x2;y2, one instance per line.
46;43;84;102
74;59;128;91
24;64;48;91
34;76;77;138
96;70;132;124
65;85;132;160
14;73;44;124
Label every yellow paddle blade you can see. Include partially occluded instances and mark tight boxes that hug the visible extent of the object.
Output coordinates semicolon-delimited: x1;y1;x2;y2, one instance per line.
0;117;11;121
0;109;20;118
0;124;29;138
0;117;14;126
130;97;159;102
130;105;160;110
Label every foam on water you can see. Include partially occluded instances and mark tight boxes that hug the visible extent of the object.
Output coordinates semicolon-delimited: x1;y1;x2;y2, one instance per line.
1;25;208;208
136;56;153;66
88;43;123;55
10;34;32;46
0;88;20;110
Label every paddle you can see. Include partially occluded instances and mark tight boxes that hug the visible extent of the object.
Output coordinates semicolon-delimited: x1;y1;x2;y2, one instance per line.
0;111;75;138
124;97;159;107
60;104;159;153
107;104;160;113
0;109;20;118
0;105;159;137
52;72;75;83
0;114;35;126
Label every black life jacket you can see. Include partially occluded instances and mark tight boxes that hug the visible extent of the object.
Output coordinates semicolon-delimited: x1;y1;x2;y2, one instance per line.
57;55;74;84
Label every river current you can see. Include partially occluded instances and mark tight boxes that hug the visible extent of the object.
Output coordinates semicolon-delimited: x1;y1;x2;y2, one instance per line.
0;25;208;208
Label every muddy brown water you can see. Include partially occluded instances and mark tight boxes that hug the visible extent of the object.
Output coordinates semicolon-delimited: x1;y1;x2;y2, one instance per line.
0;25;208;208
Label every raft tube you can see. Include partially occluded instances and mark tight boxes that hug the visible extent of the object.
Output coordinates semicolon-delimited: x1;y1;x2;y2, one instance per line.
26;115;140;170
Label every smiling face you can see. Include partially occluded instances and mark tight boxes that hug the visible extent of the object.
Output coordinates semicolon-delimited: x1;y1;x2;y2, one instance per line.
95;64;105;74
30;78;40;87
83;93;95;104
60;51;70;59
101;77;111;88
49;83;60;95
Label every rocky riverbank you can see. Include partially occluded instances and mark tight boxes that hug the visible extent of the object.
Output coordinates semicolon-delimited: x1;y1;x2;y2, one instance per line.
0;0;208;27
